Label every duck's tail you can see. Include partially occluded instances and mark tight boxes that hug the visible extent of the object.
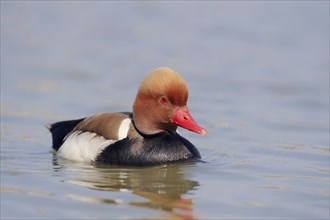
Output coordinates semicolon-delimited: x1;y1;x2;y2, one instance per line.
47;118;85;151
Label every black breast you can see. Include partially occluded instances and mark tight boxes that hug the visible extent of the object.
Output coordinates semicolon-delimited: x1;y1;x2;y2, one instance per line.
95;131;201;166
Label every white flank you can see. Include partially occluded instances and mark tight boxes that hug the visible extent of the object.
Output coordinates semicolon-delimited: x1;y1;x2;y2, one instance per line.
57;131;115;162
117;118;131;140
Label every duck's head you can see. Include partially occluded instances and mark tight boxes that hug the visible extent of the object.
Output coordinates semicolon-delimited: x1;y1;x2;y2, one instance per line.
132;67;207;136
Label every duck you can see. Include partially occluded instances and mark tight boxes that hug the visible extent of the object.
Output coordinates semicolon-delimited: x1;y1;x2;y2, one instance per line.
48;67;207;166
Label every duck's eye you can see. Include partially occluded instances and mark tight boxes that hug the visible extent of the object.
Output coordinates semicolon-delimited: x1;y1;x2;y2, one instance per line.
159;96;169;104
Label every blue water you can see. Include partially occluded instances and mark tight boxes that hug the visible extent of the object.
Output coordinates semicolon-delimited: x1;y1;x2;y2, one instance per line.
1;1;329;219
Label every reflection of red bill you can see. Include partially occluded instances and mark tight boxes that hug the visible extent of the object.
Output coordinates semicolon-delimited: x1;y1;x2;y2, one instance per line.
133;191;193;210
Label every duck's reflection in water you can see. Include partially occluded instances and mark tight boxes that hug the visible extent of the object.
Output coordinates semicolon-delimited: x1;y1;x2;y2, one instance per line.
53;158;200;219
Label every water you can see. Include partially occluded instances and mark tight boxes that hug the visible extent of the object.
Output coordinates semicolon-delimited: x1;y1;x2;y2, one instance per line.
1;1;329;219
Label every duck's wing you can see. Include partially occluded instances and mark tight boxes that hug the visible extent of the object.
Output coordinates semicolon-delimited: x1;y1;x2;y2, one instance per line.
49;112;133;162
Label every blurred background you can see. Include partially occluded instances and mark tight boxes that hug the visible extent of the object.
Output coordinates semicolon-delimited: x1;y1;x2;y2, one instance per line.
1;1;329;219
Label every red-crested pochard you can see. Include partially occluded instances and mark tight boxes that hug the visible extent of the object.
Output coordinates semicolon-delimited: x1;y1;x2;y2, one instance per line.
49;67;207;166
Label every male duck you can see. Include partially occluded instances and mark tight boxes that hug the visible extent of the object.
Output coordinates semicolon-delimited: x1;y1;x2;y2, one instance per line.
49;67;207;166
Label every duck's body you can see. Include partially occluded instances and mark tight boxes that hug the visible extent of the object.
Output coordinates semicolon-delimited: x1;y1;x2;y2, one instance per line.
49;68;206;166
